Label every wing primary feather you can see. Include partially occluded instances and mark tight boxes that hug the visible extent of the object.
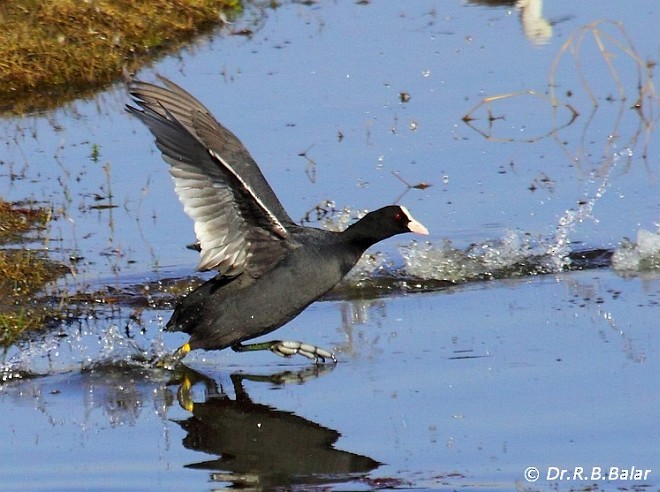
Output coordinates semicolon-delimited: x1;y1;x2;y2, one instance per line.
127;77;298;278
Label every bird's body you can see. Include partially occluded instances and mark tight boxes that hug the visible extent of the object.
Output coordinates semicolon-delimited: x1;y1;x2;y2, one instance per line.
169;227;361;351
127;76;428;362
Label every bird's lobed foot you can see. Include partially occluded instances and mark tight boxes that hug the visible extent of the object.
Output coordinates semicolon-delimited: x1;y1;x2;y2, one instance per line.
271;340;337;364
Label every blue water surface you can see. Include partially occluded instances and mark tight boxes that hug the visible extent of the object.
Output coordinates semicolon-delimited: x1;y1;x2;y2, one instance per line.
1;1;659;490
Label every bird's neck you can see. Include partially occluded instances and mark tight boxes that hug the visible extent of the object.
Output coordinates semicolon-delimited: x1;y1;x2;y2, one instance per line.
343;221;385;251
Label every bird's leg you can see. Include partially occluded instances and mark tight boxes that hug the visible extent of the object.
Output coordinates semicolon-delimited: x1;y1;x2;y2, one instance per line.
154;342;191;370
173;342;191;360
232;340;337;364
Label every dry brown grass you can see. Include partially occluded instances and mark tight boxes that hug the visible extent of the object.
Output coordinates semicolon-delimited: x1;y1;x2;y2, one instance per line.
0;0;241;114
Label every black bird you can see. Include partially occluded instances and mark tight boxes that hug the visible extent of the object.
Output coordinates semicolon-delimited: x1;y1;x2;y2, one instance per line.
127;76;428;363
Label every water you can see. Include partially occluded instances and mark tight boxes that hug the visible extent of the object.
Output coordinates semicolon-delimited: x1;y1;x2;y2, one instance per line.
1;0;659;490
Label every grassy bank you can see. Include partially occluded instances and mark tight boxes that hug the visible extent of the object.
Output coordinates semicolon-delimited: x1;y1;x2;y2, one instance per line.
0;0;241;114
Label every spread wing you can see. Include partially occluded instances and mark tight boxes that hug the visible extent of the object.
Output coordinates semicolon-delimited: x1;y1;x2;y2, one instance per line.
127;76;298;277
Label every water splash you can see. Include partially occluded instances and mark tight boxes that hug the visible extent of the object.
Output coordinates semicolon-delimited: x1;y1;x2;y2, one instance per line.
319;205;369;232
398;230;562;283
0;313;167;383
612;228;660;272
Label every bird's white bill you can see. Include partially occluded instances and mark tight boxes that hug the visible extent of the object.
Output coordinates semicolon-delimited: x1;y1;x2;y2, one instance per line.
408;218;429;235
400;206;429;235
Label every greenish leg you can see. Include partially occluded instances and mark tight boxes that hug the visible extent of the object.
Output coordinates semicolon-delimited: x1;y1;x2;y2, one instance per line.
232;340;337;364
232;341;278;353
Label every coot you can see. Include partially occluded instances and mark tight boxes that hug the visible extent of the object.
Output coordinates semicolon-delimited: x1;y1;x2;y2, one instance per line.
127;76;428;363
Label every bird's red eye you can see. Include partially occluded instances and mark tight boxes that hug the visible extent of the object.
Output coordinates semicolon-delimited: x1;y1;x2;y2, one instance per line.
394;212;402;221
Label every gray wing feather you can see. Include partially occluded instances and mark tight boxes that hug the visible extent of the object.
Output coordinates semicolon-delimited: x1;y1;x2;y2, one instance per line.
127;77;297;277
132;76;294;227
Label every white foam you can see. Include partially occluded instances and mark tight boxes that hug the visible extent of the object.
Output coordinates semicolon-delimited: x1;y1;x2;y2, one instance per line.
612;228;660;272
398;229;562;282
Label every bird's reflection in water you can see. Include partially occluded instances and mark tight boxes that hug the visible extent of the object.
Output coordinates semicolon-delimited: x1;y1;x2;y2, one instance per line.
172;365;380;489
